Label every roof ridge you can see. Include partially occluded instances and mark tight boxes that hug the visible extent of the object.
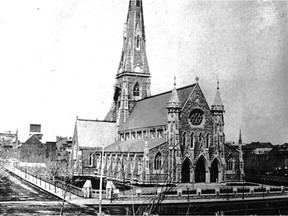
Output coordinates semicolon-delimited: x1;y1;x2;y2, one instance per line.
137;83;196;102
77;118;116;123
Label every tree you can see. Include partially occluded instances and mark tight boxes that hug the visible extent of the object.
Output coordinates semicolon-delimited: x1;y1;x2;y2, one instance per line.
45;159;76;215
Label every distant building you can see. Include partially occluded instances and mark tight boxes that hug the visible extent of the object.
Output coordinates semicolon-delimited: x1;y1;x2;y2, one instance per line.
242;142;274;175
267;143;288;174
18;124;56;163
56;136;73;162
253;148;272;155
19;133;46;163
70;0;243;184
0;130;19;159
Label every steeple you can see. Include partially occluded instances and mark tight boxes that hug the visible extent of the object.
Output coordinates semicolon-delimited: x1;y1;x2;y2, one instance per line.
105;0;151;124
117;0;150;75
167;76;181;109
211;80;224;111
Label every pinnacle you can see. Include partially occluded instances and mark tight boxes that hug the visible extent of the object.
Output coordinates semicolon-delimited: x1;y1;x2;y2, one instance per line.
167;77;181;108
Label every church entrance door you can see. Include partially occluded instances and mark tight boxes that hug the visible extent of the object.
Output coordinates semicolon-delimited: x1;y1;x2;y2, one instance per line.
195;157;206;183
181;158;190;183
210;159;219;183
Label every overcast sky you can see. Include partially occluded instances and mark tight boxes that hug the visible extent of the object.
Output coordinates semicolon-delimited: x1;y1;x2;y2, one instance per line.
0;0;287;144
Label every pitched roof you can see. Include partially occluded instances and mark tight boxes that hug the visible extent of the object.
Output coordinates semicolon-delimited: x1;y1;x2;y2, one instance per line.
119;84;195;131
23;134;45;147
104;137;166;153
76;119;117;148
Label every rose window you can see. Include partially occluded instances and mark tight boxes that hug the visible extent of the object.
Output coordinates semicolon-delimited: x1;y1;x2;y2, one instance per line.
189;109;204;126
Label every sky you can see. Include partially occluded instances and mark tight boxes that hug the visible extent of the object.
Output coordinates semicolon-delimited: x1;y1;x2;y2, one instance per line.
0;0;287;144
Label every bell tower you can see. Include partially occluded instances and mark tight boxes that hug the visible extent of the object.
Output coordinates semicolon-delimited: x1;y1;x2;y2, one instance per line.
105;0;151;125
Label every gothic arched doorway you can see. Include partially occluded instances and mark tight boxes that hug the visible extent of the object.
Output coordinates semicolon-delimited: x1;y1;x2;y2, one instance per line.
210;159;219;183
195;157;206;183
181;158;191;183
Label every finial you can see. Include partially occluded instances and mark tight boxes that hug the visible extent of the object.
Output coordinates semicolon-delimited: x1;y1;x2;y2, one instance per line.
174;75;176;87
195;77;199;83
217;79;220;90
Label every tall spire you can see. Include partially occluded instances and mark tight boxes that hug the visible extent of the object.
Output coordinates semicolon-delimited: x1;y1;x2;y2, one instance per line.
105;0;151;123
167;76;181;109
211;80;224;111
117;0;150;75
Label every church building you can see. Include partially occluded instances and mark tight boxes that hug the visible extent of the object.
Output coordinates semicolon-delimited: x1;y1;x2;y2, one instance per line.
71;0;243;184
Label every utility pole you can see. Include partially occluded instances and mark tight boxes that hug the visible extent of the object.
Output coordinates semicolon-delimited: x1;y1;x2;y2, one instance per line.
99;146;104;216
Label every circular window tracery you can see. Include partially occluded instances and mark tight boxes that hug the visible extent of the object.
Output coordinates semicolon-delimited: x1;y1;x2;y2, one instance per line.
189;109;204;126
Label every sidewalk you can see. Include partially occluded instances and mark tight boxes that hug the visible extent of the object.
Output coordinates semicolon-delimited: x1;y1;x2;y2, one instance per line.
3;164;97;208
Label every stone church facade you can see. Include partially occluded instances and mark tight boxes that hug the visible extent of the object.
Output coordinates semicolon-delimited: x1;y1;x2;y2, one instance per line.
71;0;244;184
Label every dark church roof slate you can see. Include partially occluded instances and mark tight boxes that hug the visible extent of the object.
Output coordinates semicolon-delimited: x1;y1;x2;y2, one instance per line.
119;84;196;131
104;137;166;153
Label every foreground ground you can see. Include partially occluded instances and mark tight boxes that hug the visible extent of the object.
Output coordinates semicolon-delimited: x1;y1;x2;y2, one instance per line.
0;167;96;215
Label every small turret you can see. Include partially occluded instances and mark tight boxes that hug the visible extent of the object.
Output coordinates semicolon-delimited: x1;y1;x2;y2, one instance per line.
211;80;224;112
166;77;181;182
238;130;242;145
238;130;245;180
212;80;225;158
167;76;181;109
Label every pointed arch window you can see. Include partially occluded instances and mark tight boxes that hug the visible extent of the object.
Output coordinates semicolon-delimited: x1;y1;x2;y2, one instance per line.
154;152;162;170
206;133;210;149
227;157;234;171
133;82;140;96
89;153;94;166
190;133;194;148
198;133;202;143
182;133;186;147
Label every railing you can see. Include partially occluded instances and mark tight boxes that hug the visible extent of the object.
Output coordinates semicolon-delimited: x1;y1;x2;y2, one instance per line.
2;161;288;202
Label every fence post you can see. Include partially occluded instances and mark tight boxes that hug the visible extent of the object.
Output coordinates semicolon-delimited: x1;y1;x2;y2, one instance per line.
197;188;201;196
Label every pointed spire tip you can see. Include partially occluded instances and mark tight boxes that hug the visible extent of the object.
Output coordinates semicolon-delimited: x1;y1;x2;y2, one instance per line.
174;75;176;87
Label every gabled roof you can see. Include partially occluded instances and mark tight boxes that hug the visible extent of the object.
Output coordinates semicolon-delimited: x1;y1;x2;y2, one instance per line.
119;84;195;131
75;119;117;148
104;137;166;153
23;134;45;147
